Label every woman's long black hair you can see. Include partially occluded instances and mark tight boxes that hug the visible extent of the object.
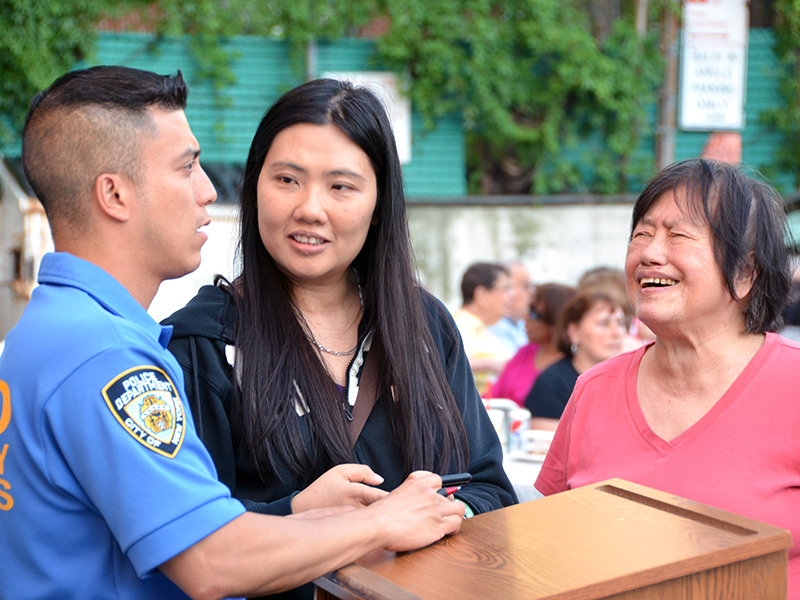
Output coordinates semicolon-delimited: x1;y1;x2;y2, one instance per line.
227;78;468;483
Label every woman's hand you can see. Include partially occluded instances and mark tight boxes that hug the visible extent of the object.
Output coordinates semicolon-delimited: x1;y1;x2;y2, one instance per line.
291;464;388;513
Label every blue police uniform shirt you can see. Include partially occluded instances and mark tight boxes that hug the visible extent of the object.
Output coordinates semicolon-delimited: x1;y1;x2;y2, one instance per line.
0;252;245;599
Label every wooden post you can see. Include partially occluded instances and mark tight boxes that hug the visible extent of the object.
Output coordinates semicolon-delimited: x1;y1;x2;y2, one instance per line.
635;0;649;37
655;2;680;171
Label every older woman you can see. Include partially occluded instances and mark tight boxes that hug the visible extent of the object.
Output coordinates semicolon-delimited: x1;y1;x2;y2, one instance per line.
524;287;626;429
535;159;800;597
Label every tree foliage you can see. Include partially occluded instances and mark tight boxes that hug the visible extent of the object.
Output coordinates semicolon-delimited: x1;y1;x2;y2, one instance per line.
0;0;112;143
374;0;664;193
1;0;666;193
763;0;800;190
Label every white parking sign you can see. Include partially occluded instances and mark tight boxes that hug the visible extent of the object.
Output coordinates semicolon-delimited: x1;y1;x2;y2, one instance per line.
679;0;749;131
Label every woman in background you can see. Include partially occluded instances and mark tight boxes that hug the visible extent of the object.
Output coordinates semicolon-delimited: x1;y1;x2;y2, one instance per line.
489;283;575;406
164;80;515;598
524;287;626;429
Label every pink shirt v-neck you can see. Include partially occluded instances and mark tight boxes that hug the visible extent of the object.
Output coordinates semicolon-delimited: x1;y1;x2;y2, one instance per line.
625;337;769;455
537;333;800;599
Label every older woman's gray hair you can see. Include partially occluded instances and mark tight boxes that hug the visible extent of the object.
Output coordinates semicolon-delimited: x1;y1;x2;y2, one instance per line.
630;158;792;333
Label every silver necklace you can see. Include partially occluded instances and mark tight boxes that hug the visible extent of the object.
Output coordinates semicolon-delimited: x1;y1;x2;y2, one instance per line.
306;280;364;357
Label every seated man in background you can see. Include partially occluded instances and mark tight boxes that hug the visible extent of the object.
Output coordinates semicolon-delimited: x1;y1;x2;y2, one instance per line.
0;65;463;600
453;262;514;395
489;261;533;356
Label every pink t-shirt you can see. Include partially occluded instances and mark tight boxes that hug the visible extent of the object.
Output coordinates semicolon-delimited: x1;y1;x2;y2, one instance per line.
488;343;542;406
536;333;800;599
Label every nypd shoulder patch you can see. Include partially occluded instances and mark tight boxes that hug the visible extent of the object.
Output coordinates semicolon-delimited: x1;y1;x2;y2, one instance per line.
102;366;185;458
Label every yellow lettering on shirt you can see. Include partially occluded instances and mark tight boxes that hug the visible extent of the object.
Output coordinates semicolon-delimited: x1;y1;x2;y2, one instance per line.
0;380;9;435
0;478;12;511
0;381;14;510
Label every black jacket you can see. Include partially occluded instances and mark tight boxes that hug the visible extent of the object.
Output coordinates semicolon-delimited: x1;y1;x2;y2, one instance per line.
163;284;517;517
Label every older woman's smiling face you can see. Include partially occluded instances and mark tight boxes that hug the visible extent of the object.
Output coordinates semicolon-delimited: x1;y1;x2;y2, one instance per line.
625;191;745;338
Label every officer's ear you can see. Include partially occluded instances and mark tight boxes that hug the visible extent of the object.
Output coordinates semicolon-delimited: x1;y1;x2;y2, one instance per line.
94;172;135;223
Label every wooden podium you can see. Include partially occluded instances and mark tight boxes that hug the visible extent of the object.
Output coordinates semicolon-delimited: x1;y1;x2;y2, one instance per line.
315;479;791;600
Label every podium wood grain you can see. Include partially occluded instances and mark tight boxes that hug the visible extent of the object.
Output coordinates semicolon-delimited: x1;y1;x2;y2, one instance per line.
315;479;791;600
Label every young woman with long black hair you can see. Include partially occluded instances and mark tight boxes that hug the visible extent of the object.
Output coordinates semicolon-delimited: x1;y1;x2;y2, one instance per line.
164;80;515;597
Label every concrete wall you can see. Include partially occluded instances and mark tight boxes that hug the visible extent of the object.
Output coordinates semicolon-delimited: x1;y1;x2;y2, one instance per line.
145;201;636;323
148;203;241;322
0;157;43;342
0;190;26;340
0;196;636;333
409;203;634;311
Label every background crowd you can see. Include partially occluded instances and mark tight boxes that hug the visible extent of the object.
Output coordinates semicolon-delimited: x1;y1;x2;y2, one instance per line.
453;260;655;432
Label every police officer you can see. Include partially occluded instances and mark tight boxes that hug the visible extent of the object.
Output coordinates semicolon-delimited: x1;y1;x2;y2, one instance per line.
0;66;463;600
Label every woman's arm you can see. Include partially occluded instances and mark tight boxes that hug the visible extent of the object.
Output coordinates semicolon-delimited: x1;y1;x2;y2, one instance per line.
424;293;518;513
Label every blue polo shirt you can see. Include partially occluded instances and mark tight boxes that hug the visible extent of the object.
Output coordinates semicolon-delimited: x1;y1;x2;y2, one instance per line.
0;252;245;599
